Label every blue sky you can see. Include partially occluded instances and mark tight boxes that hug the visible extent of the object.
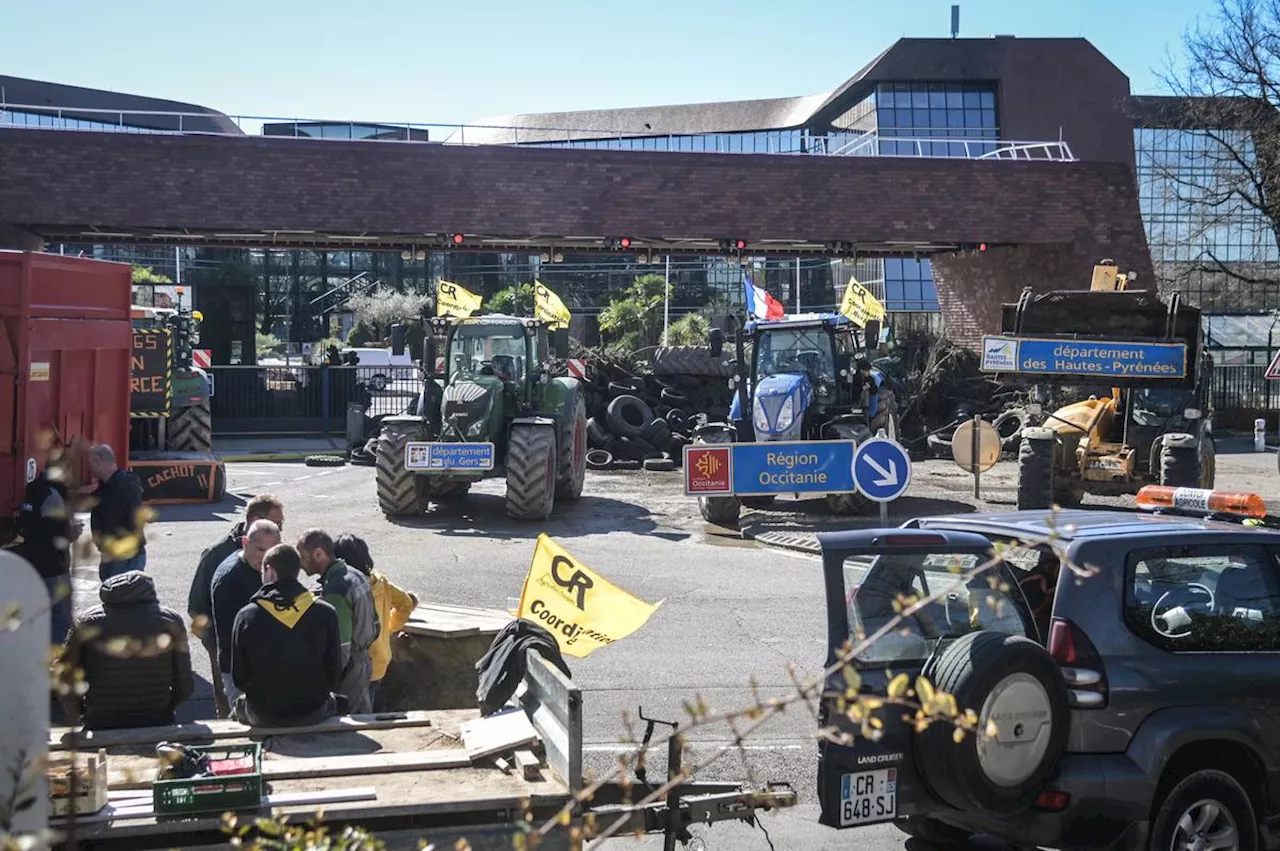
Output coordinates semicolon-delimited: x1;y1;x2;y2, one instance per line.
5;0;1216;126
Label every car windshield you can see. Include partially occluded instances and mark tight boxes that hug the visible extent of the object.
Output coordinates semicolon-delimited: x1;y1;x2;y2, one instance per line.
843;551;1031;665
756;327;833;382
449;326;527;381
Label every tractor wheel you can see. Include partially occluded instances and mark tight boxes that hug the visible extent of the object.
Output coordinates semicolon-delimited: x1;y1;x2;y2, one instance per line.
556;393;588;501
698;495;741;526
1160;434;1200;488
167;400;213;453
506;424;557;520
826;492;872;515
376;425;428;516
1016;430;1056;511
1200;437;1217;488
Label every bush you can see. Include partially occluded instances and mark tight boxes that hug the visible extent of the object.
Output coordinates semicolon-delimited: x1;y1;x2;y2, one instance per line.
665;313;710;347
346;321;376;348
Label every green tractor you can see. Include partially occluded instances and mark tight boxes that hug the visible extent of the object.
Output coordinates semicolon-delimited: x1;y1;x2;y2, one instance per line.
375;314;588;520
129;305;212;453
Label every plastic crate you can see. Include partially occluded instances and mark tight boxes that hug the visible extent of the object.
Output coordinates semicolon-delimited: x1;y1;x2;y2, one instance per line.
152;743;263;815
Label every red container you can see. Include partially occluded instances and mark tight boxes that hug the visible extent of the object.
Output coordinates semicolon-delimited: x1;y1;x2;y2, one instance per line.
0;252;132;526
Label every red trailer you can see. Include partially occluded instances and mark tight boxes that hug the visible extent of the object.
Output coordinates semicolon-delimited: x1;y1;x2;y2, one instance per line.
0;252;132;535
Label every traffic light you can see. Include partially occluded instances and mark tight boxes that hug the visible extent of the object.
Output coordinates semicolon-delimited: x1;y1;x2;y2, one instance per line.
720;238;748;252
605;237;633;250
450;233;465;246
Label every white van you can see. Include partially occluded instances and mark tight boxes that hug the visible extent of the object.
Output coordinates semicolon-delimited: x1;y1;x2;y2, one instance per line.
342;347;419;390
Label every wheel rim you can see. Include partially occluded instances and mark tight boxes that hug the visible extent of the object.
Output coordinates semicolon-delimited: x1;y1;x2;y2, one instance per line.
1171;798;1239;851
975;672;1054;787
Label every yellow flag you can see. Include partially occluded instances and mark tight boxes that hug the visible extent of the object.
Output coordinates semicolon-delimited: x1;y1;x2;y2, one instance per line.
532;280;572;330
517;534;660;658
839;278;886;328
436;280;483;318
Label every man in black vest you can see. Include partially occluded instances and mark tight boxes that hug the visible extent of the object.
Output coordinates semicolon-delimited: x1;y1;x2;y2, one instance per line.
13;458;75;646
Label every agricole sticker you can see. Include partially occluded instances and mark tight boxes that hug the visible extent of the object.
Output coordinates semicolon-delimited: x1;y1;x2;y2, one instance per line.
516;534;661;658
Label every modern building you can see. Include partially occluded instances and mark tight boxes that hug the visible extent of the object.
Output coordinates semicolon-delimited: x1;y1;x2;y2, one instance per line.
3;35;1278;364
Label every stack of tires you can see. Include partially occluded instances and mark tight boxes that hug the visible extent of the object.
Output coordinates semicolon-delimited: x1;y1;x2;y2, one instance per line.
582;346;735;473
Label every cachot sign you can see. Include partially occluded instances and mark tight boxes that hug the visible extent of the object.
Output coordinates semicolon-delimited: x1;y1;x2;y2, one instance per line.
516;534;660;658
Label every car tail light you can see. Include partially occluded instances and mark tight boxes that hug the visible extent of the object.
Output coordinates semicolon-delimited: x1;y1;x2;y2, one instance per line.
868;533;948;547
1034;790;1071;811
1048;617;1108;709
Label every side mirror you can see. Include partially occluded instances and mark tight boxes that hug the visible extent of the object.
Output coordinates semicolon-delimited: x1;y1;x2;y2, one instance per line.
390;323;406;356
863;320;882;352
551;328;570;359
709;328;725;358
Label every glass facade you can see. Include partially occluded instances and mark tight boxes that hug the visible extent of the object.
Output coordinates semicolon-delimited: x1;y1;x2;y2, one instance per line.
0;108;173;133
261;122;429;141
1135;127;1280;318
529;129;805;154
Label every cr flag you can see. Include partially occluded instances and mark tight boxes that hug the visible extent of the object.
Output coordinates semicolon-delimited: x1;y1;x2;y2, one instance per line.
743;273;784;320
533;281;572;330
517;534;660;658
839;278;886;328
437;280;484;318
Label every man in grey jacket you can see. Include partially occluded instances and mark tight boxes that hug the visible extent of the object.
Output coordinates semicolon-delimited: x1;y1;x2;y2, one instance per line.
297;528;378;714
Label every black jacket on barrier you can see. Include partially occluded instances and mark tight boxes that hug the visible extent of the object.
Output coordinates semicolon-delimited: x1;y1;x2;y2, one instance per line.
231;579;342;727
475;619;572;717
62;571;193;729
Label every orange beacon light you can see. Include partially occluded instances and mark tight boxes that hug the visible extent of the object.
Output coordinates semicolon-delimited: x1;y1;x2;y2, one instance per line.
1135;485;1267;520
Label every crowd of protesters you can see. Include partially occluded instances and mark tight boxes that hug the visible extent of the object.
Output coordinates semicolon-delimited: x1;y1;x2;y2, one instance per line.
11;440;417;731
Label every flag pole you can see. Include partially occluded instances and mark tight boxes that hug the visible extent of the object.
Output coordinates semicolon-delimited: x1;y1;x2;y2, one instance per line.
663;254;671;346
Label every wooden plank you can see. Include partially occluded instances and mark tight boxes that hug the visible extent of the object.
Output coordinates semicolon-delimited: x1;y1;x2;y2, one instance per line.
460;710;539;761
51;711;434;751
56;787;378;825
109;749;473;790
512;749;542;781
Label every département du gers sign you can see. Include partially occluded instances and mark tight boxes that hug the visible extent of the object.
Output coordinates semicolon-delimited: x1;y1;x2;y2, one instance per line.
980;336;1187;380
131;329;173;417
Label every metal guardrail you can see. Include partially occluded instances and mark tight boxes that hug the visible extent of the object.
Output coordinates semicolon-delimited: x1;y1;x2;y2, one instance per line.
209;364;420;435
0;103;1076;161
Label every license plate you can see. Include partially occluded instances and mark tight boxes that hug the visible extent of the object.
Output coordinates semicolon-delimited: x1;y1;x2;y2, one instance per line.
405;441;495;471
840;769;897;826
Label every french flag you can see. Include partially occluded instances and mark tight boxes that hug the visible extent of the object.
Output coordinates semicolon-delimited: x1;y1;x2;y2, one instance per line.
743;273;785;320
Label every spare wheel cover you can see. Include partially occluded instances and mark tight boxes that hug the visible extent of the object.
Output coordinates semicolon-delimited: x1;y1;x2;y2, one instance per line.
975;671;1055;787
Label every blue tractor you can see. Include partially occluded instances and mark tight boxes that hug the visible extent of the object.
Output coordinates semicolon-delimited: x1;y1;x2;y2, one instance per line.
694;313;894;525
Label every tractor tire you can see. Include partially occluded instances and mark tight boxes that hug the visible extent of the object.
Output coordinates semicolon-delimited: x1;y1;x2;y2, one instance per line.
425;479;470;501
699;495;741;526
166;400;213;454
652;346;733;378
1016;430;1056;511
665;408;689;433
992;408;1029;449
586;417;611;450
1160;434;1200;488
305;455;346;468
376;426;428;516
556;393;588;501
826;492;872;515
642;418;673;448
505;423;557;521
1201;437;1217;488
606;395;653;438
643;457;675;472
660;387;689;406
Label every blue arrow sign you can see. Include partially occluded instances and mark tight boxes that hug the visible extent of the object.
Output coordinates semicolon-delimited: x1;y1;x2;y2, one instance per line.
852;437;912;503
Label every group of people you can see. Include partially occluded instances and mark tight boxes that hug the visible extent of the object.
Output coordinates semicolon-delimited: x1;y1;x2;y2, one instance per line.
189;495;416;726
19;442;417;731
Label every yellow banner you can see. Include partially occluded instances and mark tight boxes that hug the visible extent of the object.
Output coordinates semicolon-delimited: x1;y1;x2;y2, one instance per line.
533;280;572;330
517;534;660;658
839;278;886;328
437;280;484;318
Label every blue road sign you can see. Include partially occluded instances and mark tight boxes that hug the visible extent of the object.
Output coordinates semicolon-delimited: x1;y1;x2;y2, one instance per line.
852;437;912;503
980;335;1186;380
728;440;857;496
404;441;495;471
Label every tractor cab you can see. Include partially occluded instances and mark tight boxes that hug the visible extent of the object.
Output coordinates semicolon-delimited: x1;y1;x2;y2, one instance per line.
723;313;881;443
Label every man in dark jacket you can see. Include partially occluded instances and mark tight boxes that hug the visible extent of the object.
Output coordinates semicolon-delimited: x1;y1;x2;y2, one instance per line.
86;444;147;582
298;529;378;714
231;544;342;726
59;571;193;729
188;494;284;717
211;519;280;708
13;462;74;646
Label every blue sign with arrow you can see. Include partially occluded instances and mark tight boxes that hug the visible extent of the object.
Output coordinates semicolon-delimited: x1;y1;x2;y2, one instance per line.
852;437;912;503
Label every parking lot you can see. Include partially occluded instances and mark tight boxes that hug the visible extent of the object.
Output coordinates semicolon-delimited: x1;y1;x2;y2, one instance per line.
67;437;1280;849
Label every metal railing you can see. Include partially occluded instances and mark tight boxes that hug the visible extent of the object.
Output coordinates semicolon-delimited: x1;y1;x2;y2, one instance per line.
209;364;420;435
0;103;1076;161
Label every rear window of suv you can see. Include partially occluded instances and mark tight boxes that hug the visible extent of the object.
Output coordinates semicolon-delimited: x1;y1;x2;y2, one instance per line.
844;551;1032;665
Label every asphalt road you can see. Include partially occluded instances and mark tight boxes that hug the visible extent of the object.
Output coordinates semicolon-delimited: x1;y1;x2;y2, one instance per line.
66;441;1280;850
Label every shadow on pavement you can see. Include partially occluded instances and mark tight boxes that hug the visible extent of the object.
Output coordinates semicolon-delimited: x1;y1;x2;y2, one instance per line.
387;492;683;541
738;496;977;542
152;494;245;523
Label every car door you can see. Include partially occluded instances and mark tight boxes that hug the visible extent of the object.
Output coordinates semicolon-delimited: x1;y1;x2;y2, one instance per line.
817;529;1038;828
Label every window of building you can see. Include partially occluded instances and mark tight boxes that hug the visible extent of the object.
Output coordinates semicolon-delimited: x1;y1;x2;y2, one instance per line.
873;83;998;157
883;258;938;311
1124;544;1280;652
